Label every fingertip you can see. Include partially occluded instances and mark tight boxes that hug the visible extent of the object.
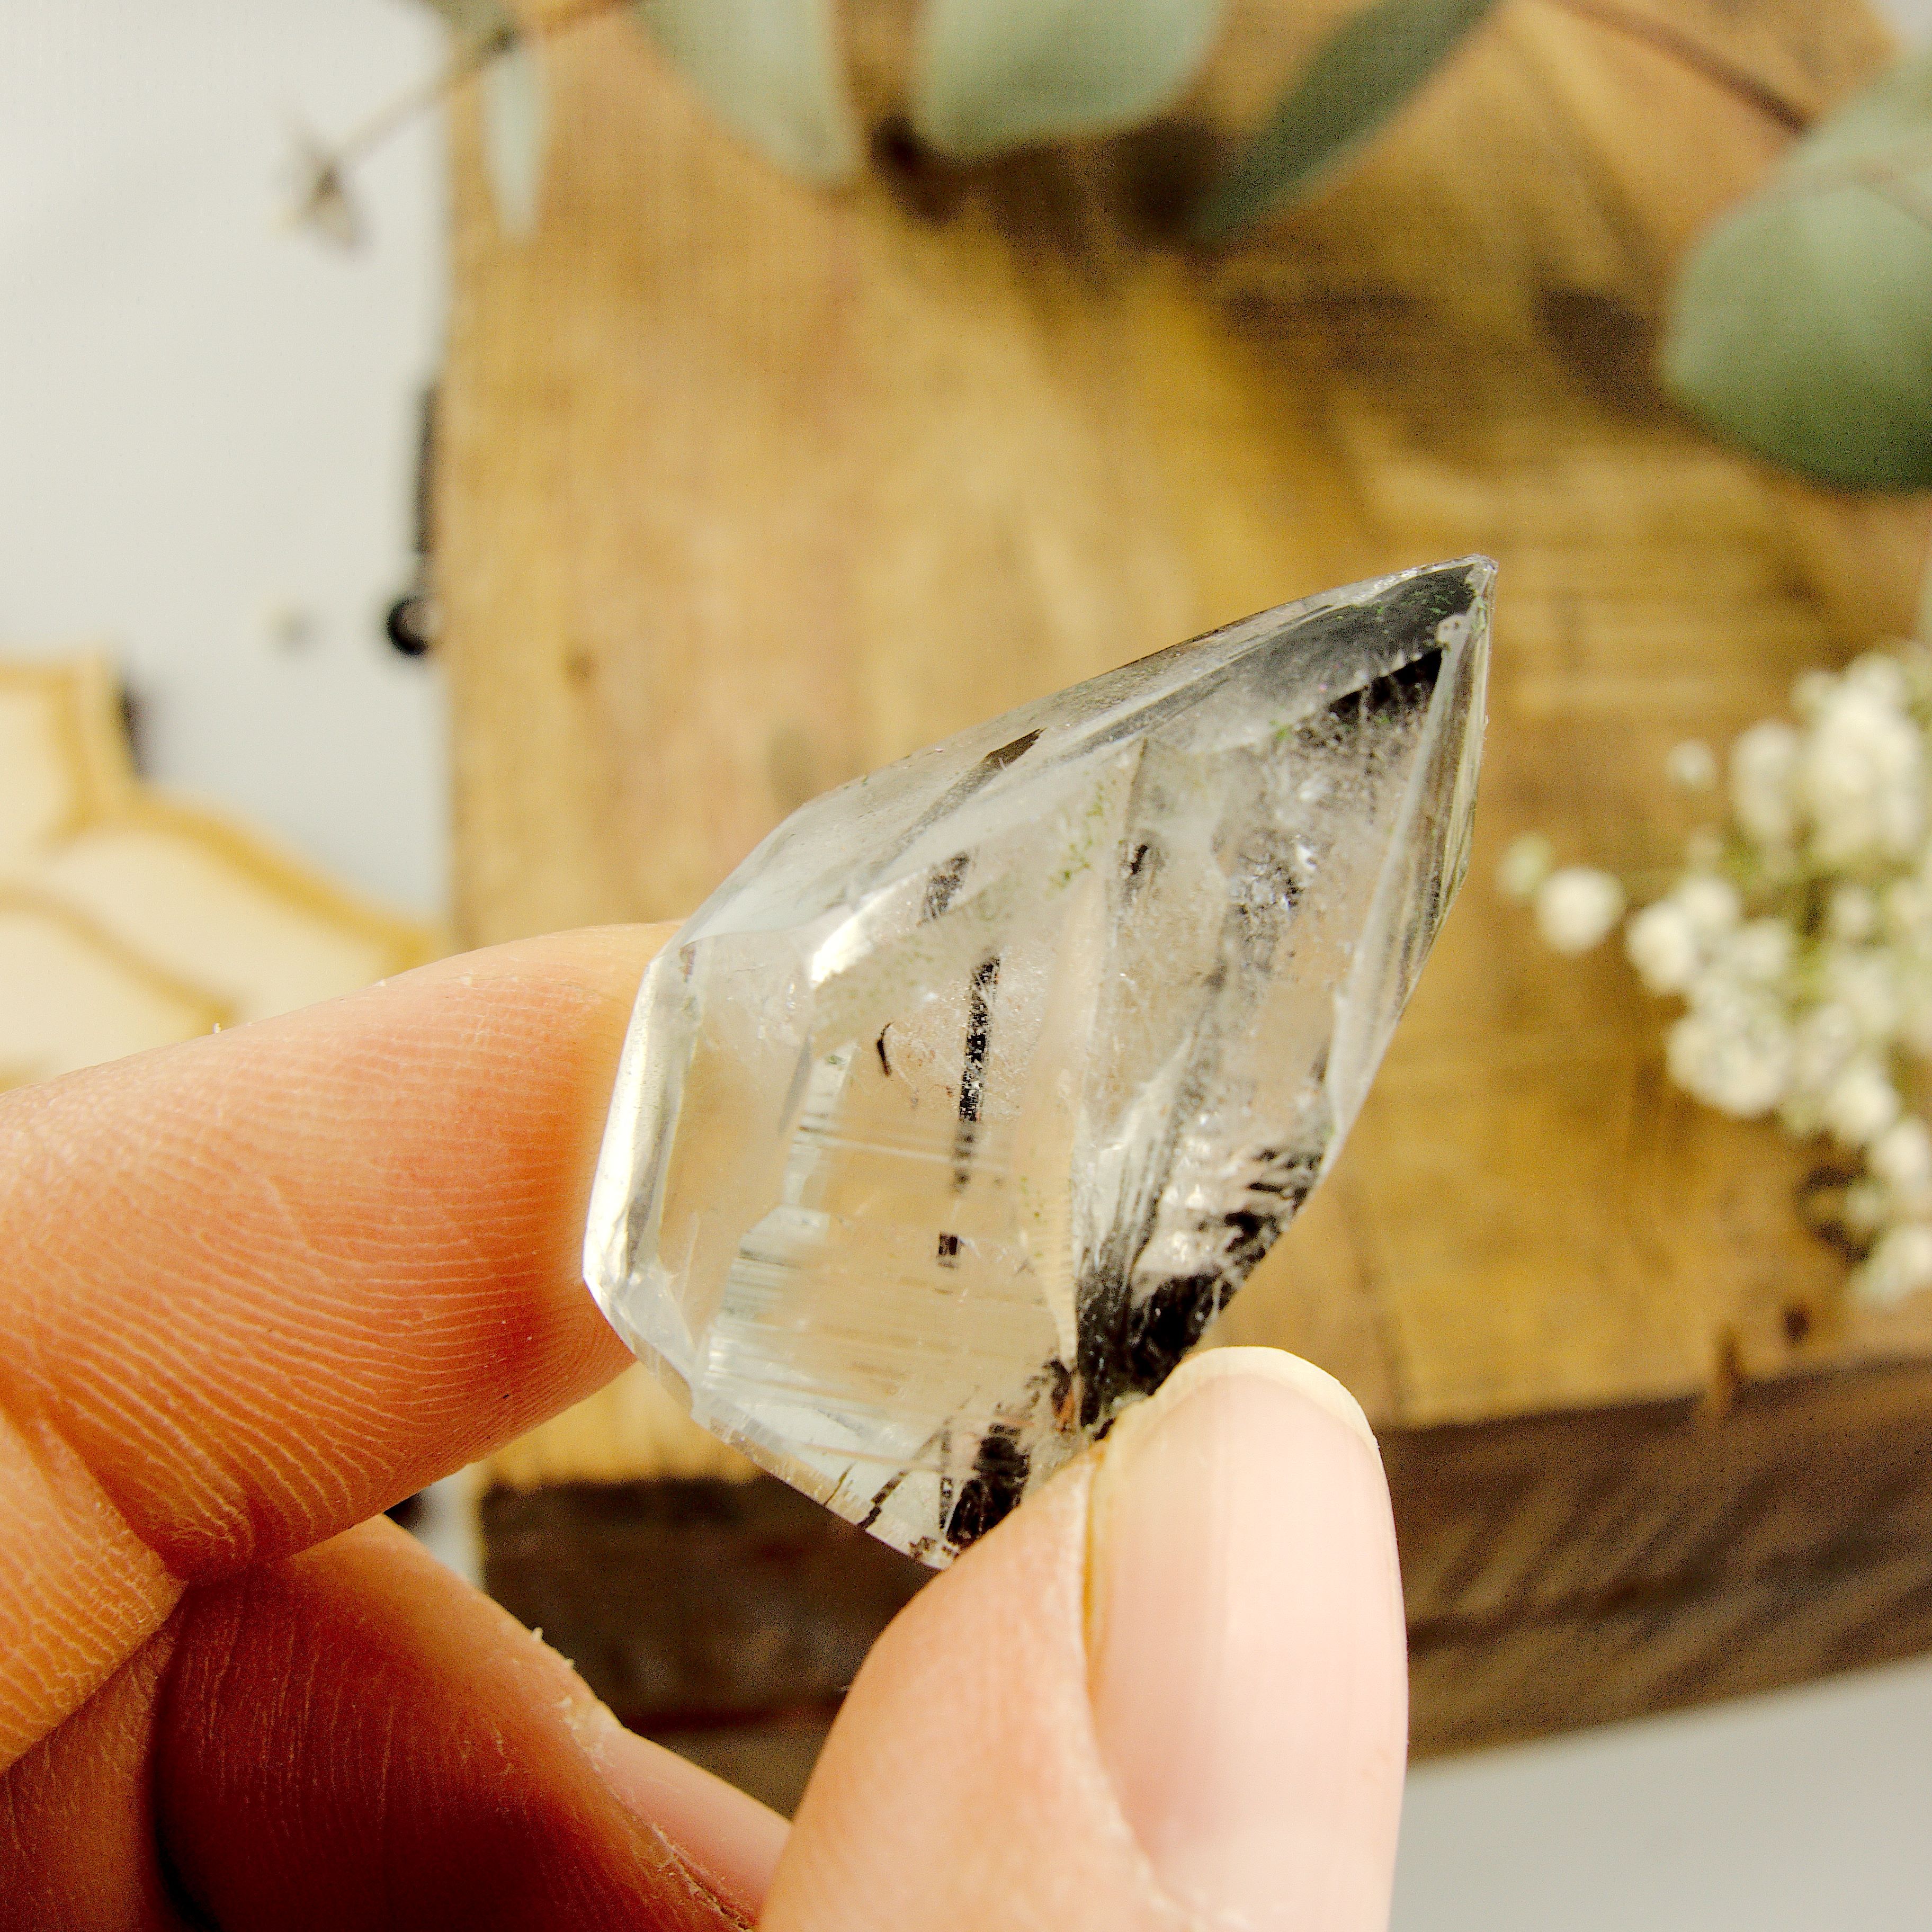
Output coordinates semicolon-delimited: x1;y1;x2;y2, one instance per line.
1087;1348;1407;1932
568;1698;789;1919
767;1348;1406;1932
2;926;676;1586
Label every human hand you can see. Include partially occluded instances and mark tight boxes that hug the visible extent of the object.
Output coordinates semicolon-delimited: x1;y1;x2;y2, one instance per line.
1;928;1407;1930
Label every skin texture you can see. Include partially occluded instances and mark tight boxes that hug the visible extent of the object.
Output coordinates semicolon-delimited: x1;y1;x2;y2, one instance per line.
0;928;1407;1930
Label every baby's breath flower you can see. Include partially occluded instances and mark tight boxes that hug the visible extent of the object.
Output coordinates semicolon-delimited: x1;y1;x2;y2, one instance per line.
1828;883;1880;943
1901;978;1932;1058
1508;634;1932;1305
1792;668;1836;720
1884;878;1932;944
1780;1003;1859;1137
1684;962;1751;1025
1666;739;1717;790
1846;651;1909;709
1899;640;1932;706
1844;1176;1891;1236
1666;1005;1791;1119
1800;679;1924;866
1822;946;1901;1042
1854;1222;1932;1307
1730;719;1801;846
1534;867;1624;954
1871;1116;1932;1209
1720;919;1793;985
1821;1057;1902;1149
1625;899;1700;994
1495;833;1553;902
1672;873;1741;941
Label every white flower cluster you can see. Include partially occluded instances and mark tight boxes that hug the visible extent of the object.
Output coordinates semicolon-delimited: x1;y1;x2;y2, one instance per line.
1501;645;1932;1309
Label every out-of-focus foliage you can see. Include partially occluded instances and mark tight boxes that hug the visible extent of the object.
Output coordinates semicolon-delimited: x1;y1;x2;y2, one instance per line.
632;0;860;183
910;0;1226;160
425;0;512;43
423;0;544;238
401;0;1503;223
1663;51;1932;491
1193;0;1499;241
482;33;548;238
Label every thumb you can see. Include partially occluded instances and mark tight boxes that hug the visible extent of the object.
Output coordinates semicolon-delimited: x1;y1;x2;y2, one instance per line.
763;1348;1408;1932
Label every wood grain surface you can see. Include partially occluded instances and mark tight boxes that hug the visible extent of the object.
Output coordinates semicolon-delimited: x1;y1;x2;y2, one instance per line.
0;657;436;1088
439;0;1932;1753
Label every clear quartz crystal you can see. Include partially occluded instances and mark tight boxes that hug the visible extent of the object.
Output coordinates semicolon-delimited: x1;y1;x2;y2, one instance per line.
586;558;1492;1564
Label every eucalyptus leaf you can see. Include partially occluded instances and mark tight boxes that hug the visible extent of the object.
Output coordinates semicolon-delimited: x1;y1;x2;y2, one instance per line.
420;0;513;43
1662;51;1932;491
1193;0;1499;242
632;0;860;184
483;32;547;240
418;0;541;237
910;0;1226;160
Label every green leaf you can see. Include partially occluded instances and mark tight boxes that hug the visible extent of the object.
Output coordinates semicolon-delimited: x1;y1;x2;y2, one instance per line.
1662;51;1932;491
482;33;547;240
419;0;513;42
632;0;860;184
910;0;1226;160
417;0;543;238
1193;0;1499;242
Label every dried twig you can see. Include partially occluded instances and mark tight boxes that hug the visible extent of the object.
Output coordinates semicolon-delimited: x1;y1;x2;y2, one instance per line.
290;0;624;243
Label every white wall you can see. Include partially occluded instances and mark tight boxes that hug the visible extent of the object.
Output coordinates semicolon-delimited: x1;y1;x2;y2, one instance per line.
1397;1659;1932;1930
5;4;1930;1923
0;0;448;916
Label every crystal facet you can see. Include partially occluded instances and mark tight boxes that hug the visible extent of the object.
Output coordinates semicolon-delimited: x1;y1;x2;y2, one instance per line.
585;558;1492;1563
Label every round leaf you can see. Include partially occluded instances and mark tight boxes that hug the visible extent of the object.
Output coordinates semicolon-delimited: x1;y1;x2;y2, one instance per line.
1193;0;1499;242
632;0;860;185
483;35;548;240
1662;52;1932;491
911;0;1227;161
421;0;511;34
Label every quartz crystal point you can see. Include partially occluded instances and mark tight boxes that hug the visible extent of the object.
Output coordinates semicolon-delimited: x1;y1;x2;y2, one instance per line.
585;558;1492;1564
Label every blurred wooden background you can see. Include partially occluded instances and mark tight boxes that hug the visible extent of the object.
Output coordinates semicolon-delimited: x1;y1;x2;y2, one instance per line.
438;0;1932;1796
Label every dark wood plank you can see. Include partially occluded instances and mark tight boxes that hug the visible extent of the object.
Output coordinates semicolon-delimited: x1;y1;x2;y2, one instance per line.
480;1359;1932;1791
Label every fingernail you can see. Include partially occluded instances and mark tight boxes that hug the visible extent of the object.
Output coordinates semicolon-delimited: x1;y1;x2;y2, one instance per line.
1085;1348;1408;1932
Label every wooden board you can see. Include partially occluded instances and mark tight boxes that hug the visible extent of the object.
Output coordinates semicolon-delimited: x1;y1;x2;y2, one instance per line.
1394;1357;1932;1751
0;656;437;1087
438;0;1932;1765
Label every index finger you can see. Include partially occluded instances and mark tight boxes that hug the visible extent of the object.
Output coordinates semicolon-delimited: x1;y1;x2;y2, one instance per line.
0;926;664;1768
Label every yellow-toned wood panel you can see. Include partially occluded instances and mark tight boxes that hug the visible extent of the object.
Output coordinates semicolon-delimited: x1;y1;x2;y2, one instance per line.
441;1;1932;1477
